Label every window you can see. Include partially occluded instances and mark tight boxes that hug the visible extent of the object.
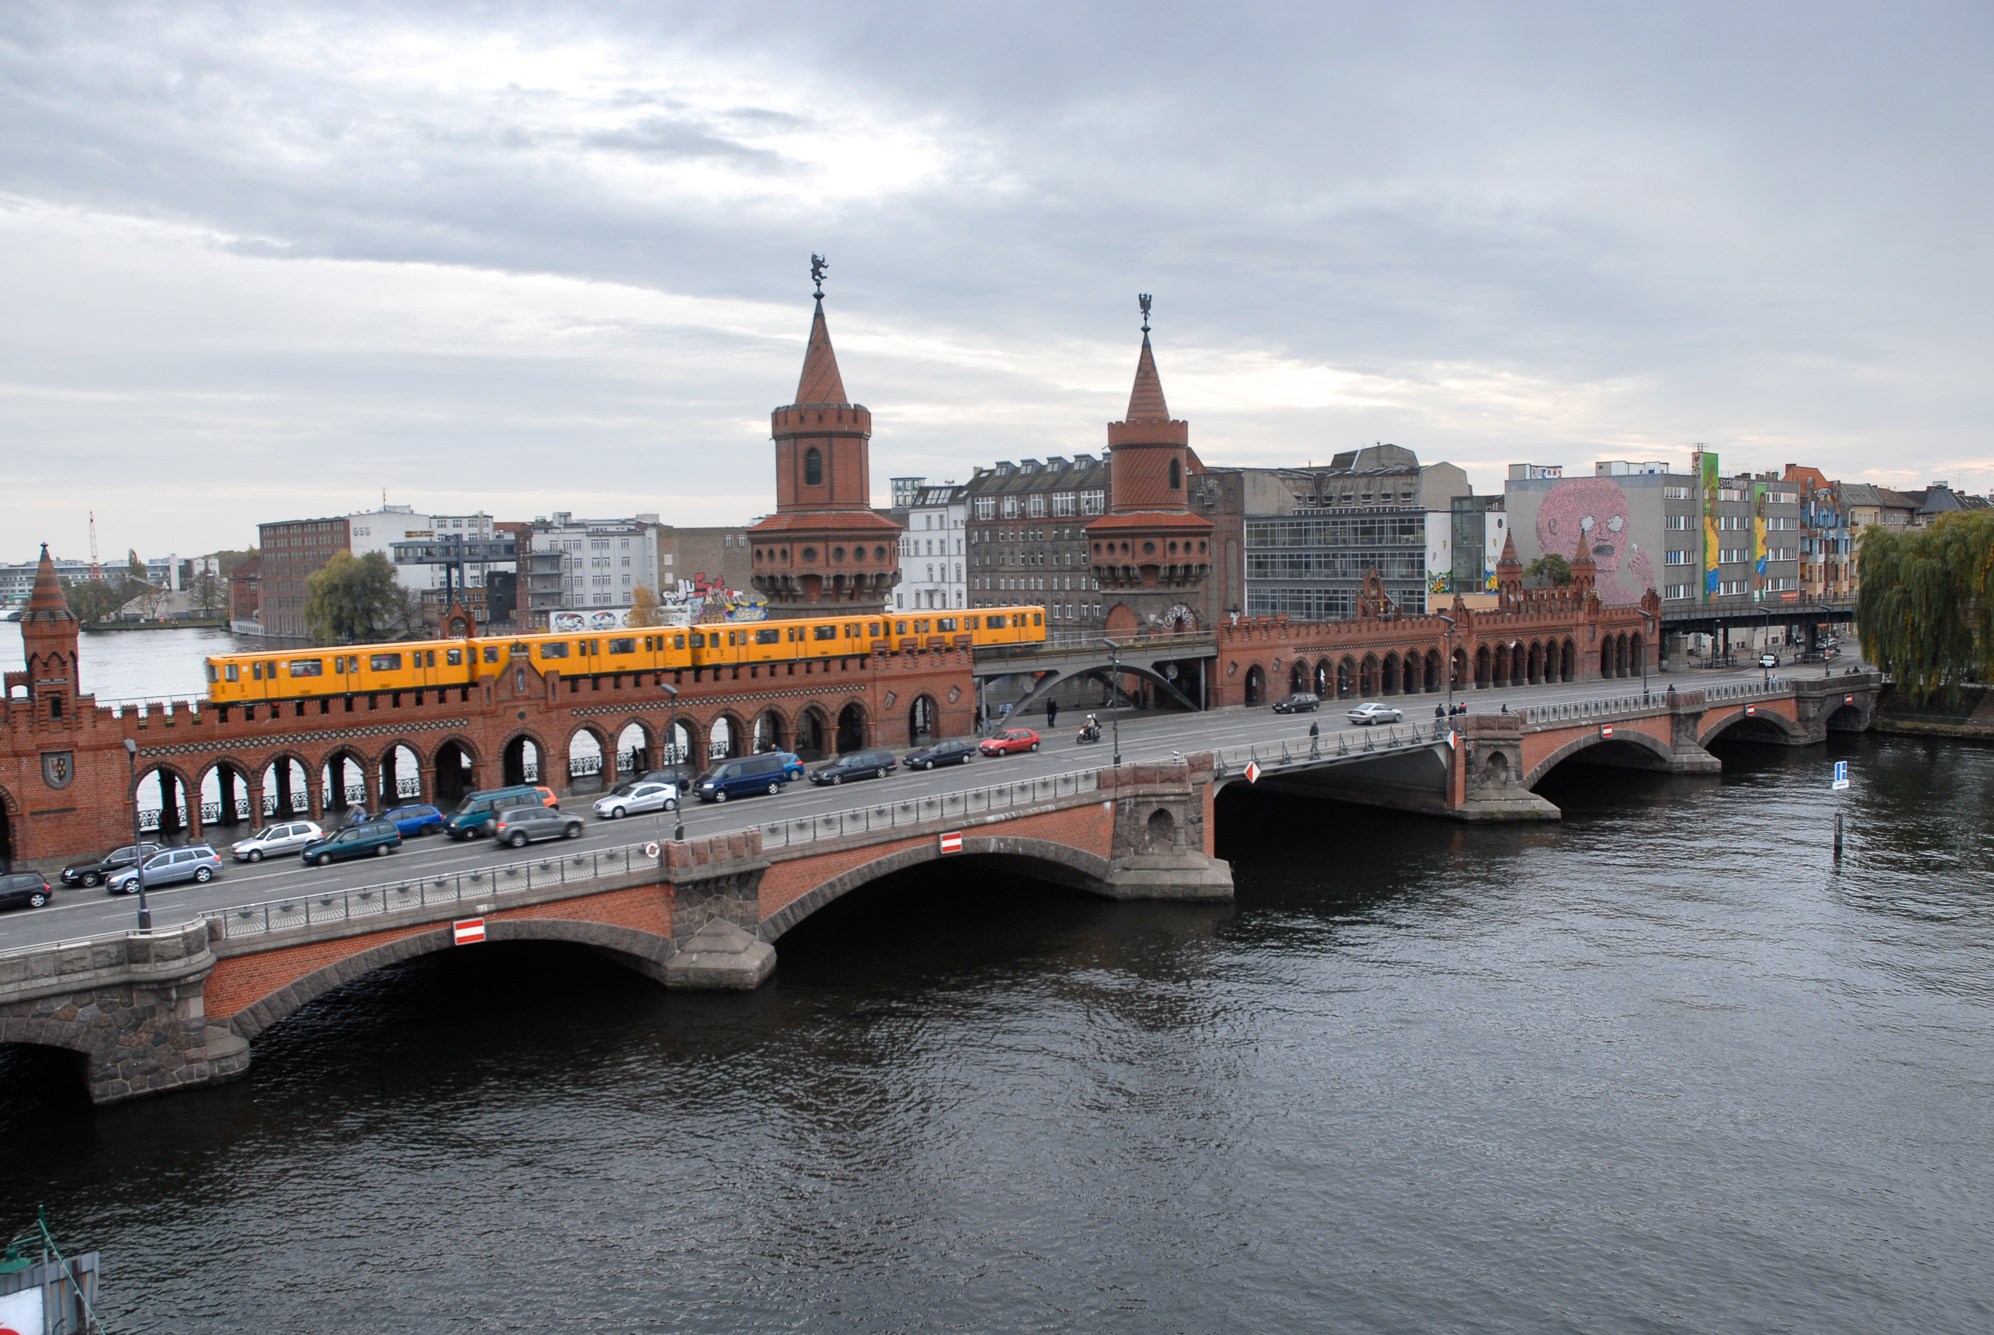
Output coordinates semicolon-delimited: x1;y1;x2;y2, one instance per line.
1027;494;1047;518
813;624;838;640
539;642;570;659
1001;496;1021;519
368;653;403;671
1663;584;1691;600
805;447;823;486
1081;490;1106;516
1665;515;1690;530
1664;550;1691;565
1053;492;1076;516
974;497;996;520
607;637;636;654
1719;579;1747;596
1169;458;1181;489
287;659;324;677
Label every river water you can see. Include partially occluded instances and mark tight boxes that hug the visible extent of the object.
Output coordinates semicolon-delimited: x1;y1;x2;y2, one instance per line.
0;623;262;703
1;637;1991;1330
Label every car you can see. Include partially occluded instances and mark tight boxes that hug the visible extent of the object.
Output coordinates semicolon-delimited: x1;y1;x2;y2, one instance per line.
808;749;900;785
106;845;224;893
60;841;163;887
300;822;402;867
592;781;679;819
1273;692;1321;715
380;804;445;837
903;738;977;770
493;804;584;847
639;764;702;791
1347;703;1403;725
229;821;327;862
532;786;561;809
979;728;1041;756
772;751;808;781
0;872;53;911
694;754;792;803
1760;653;1781;668
443;785;551;839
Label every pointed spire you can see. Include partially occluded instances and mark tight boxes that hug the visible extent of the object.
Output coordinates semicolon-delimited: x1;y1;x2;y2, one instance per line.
1125;333;1171;422
1572;527;1595;565
24;544;74;624
1497;529;1520;569
794;298;849;406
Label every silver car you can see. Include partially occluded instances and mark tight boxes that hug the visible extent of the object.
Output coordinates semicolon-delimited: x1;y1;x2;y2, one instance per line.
106;845;223;894
493;805;584;848
1346;702;1403;725
230;820;327;862
592;781;679;819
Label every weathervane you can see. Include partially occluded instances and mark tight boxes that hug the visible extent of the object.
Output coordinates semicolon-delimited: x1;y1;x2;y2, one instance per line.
1138;292;1152;333
811;253;828;299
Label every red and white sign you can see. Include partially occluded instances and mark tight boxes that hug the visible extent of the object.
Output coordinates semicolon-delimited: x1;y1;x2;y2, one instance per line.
1845;694;1855;704
938;831;963;854
1600;725;1614;738
1244;760;1262;784
1746;705;1757;717
453;917;486;945
0;1289;43;1333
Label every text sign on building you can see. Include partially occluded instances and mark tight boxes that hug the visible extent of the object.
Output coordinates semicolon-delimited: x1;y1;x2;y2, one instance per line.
938;832;963;854
1832;761;1850;792
453;917;486;946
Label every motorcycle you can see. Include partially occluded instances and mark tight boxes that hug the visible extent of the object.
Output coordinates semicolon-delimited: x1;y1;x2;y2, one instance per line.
1076;724;1102;745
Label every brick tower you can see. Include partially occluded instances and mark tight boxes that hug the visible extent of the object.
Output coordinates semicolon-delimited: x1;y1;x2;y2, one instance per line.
7;545;81;722
748;262;902;619
1086;299;1213;635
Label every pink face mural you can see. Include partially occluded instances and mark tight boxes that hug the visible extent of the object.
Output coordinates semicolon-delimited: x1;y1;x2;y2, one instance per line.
1535;478;1655;606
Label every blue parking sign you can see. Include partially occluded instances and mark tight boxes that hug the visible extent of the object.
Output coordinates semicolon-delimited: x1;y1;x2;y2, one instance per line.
1831;760;1850;791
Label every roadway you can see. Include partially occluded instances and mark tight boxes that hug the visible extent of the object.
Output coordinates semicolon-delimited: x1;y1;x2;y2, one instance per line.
0;662;1803;952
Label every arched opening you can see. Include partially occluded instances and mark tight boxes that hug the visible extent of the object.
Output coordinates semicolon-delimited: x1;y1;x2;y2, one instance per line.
708;715;741;761
1530;736;1677;790
1451;647;1468;689
1481;750;1510;784
0;795;12;869
794;708;828;761
1146;807;1176;848
502;735;540;787
1629;633;1644;677
262;757;309;819
1509;643;1526;686
1357;655;1378;697
433;741;476;806
752;710;787;754
1424;649;1441;692
1527;642;1543;685
1381;652;1401;696
1474;644;1490;688
1599;641;1614;678
1313;660;1331;696
1290;661;1311;695
1337;656;1356;698
567;729;605;792
1105;603;1140;634
199;762;253;831
664;721;694;767
1244;665;1265;706
1825;704;1864;731
907;695;937;741
1704;714;1797;747
320;751;367;816
136;766;189;840
835;704;867;753
615;722;650;775
804;446;823;486
1168;457;1182;490
1561;639;1576;682
382;743;423;803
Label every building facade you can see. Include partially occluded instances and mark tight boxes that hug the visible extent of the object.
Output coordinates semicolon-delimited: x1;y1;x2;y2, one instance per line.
966;455;1107;634
255;516;352;639
890;479;967;611
530;512;665;612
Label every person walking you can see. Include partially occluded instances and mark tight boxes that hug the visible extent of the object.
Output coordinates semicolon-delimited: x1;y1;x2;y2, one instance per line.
1047;699;1059;729
1308;718;1320;757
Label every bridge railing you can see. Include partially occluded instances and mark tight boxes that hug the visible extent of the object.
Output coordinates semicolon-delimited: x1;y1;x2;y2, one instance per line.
758;770;1105;849
207;841;661;940
1520;677;1792;726
1211;719;1450;777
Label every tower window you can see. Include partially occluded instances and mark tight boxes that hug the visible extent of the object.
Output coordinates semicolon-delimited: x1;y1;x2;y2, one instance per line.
805;447;823;486
1169;458;1182;489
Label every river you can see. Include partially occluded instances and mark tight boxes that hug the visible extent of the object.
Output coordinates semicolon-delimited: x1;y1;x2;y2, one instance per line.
1;702;1990;1329
0;623;265;704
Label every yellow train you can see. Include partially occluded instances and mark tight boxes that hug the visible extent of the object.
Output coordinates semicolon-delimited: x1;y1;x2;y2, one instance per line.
205;607;1047;704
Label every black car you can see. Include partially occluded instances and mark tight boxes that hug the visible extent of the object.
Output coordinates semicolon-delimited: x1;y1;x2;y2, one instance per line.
300;821;403;867
60;842;164;888
1272;692;1321;714
0;872;53;911
808;748;899;785
903;738;977;771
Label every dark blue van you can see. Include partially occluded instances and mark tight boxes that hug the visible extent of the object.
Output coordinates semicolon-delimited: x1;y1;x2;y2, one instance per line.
694;753;791;803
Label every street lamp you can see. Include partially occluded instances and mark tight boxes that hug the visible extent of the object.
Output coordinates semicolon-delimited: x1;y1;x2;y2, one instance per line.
1437;614;1456;717
659;682;684;842
1099;637;1123;766
121;738;153;932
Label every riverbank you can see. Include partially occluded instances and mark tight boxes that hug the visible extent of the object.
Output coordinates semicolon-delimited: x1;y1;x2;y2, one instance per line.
1873;681;1994;739
82;618;228;632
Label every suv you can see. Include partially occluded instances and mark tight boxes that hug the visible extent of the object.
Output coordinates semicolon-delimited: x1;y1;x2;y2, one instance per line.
1273;692;1321;714
493;805;585;847
809;749;899;785
229;821;326;862
444;785;551;839
60;842;163;887
903;738;976;771
694;754;792;803
107;845;223;894
300;822;402;866
0;872;53;911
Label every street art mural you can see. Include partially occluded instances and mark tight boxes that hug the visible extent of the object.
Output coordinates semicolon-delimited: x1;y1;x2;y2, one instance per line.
1534;477;1658;606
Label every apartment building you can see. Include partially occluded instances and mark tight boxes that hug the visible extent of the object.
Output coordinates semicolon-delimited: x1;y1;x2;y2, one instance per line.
532;512;665;611
890;477;967;611
965;455;1109;633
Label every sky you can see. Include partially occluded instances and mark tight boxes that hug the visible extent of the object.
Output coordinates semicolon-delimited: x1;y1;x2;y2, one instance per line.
2;1;1990;561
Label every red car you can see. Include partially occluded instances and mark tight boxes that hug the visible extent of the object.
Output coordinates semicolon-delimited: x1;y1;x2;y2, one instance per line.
979;727;1041;756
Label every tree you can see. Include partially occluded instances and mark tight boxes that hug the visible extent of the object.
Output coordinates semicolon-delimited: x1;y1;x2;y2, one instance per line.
126;549;146;584
628;584;660;626
61;578;127;623
304;551;403;644
1856;509;1994;702
1527;554;1572;587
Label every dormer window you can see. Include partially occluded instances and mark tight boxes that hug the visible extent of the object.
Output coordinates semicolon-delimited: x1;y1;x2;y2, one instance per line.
805;448;823;486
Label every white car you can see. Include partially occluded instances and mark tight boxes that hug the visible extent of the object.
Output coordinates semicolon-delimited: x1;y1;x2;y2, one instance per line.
592;781;680;819
1346;702;1403;725
230;820;327;862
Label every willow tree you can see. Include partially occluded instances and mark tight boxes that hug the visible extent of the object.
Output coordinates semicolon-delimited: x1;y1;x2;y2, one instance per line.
1857;509;1994;701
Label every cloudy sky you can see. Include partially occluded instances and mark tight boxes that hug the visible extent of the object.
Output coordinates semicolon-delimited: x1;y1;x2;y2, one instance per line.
3;1;1989;560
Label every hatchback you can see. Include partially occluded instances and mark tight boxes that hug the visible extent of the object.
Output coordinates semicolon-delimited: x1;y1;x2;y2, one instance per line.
230;821;327;862
300;822;402;867
1273;692;1321;714
979;728;1041;756
1347;703;1403;725
381;804;445;837
0;872;53;911
493;805;585;847
808;749;899;785
903;738;977;771
107;845;224;893
592;781;679;819
60;842;163;887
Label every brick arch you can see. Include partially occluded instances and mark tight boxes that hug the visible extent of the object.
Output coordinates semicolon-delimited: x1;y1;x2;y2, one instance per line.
1698;706;1805;747
428;734;484;768
314;745;373;809
224;919;678;1043
1524;729;1677;789
758;835;1117;940
498;728;552;788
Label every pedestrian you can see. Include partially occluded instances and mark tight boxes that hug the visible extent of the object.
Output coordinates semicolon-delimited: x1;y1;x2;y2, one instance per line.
1308;718;1320;755
1435;703;1445;720
1047;699;1059;728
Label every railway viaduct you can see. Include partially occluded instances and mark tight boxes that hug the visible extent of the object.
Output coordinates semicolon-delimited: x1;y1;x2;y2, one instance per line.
0;672;1881;1104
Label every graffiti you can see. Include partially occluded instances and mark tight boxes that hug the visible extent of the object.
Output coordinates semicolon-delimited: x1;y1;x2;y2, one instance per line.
1534;477;1656;606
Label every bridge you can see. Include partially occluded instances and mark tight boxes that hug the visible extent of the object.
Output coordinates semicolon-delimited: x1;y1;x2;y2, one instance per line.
0;671;1881;1104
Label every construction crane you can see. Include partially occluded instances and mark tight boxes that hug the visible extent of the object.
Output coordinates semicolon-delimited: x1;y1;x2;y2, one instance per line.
87;511;102;582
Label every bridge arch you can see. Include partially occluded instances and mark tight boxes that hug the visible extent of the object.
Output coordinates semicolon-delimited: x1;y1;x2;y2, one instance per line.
1699;707;1805;747
1290;660;1311;695
907;694;939;741
759;835;1117;940
376;741;426;803
1243;664;1265;706
500;730;549;788
196;758;255;831
318;747;371;816
259;753;313;820
752;708;789;754
1560;638;1576;682
0;1017;103;1082
1525;728;1679;789
224;920;677;1043
1474;644;1490;687
1381;651;1401;696
430;736;481;806
134;760;196;839
614;719;654;776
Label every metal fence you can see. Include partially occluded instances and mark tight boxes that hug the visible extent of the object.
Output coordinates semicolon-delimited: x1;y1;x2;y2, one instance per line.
1211;719;1449;778
757;770;1104;849
209;842;661;940
1520;678;1787;725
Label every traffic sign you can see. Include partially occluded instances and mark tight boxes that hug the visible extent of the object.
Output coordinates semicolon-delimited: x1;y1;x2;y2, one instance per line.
453;917;486;946
938;831;963;854
1600;724;1614;738
1244;761;1262;784
1832;760;1850;791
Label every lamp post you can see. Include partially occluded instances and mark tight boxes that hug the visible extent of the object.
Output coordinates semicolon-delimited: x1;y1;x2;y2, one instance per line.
1099;637;1122;766
1640;609;1656;701
121;739;153;932
1437;614;1456;717
659;682;684;842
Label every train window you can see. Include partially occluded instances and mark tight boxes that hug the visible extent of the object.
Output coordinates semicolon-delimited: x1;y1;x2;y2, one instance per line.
756;628;782;644
266;662;278;679
586;640;599;655
540;642;570;659
689;633;705;648
1033;613;1043;626
938;618;958;632
813;625;838;640
868;622;883;637
895;621;908;635
844;624;860;637
426;651;437;667
608;637;636;654
205;663;219;683
288;659;324;677
914;620;930;634
964;617;979;630
251;662;263;680
369;653;403;671
672;634;686;650
484;647;500;663
447;649;464;666
986;615;1006;629
225;663;239;682
790;627;805;641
